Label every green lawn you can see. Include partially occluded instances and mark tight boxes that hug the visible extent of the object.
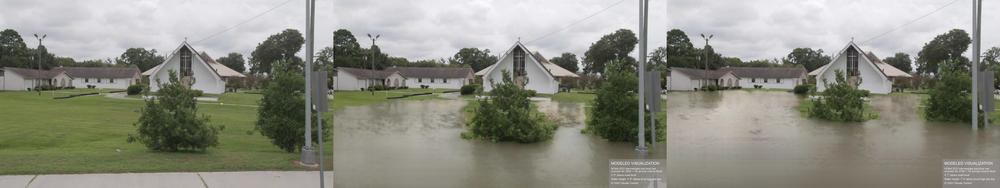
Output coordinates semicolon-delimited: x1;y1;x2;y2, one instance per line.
0;89;443;175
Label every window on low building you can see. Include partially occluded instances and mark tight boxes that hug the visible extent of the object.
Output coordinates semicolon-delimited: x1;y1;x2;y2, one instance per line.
443;78;447;83
85;78;89;83
751;78;756;83
418;78;422;83
776;79;781;83
763;78;768;83
110;78;115;83
431;78;435;83
97;78;102;83
0;70;4;76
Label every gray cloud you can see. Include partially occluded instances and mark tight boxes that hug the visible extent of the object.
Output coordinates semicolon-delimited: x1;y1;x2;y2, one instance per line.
1;0;667;65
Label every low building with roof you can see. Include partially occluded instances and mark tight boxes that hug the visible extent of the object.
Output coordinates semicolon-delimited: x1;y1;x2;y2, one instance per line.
667;67;808;91
1;66;140;91
333;66;474;91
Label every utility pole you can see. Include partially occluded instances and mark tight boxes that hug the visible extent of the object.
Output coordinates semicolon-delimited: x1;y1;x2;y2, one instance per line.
301;0;317;166
700;34;713;88
33;34;46;95
636;0;649;154
367;34;380;95
972;0;982;130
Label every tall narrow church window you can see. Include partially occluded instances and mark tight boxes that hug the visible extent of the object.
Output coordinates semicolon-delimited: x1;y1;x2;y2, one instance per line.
513;47;526;76
847;47;859;76
180;47;192;77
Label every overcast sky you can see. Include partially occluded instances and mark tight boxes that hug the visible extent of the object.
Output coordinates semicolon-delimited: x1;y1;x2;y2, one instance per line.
0;0;994;66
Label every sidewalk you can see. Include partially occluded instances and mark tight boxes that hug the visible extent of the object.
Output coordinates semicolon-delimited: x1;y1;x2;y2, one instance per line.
0;171;333;188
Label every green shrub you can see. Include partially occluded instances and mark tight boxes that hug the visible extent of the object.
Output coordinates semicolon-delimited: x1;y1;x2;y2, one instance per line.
255;69;330;152
586;60;665;143
924;59;972;122
128;70;222;152
808;70;873;122
793;84;813;94
465;70;557;143
127;85;144;95
192;90;204;97
460;84;478;95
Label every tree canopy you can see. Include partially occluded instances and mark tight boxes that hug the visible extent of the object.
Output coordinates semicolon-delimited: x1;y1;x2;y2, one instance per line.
115;48;164;71
216;53;246;73
917;29;971;75
883;52;913;73
250;29;305;75
549;52;579;73
781;48;831;72
448;48;497;72
583;29;637;74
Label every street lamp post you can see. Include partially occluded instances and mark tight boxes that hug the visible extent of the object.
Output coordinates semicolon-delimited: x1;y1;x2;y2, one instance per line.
636;0;649;153
33;34;46;96
700;34;713;88
300;0;317;166
367;34;380;95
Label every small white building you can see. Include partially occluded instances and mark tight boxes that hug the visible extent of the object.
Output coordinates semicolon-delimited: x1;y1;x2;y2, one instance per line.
142;42;245;94
666;67;808;91
809;42;911;94
1;66;140;91
475;42;578;94
333;67;474;90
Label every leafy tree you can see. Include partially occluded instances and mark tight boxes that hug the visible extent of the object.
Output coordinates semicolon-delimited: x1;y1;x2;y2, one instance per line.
255;66;329;152
808;70;875;122
115;48;164;71
548;52;579;73
332;29;363;68
917;29;971;75
984;47;1000;89
0;29;29;68
585;60;664;143
28;45;57;70
583;29;637;74
250;29;304;75
782;48;831;72
128;70;222;151
882;52;913;73
664;29;700;69
924;59;971;122
465;70;557;143
216;53;246;73
448;48;497;72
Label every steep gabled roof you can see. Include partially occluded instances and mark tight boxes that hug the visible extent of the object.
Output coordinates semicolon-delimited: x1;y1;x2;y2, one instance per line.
808;42;910;78
198;52;246;78
671;67;731;79
475;42;577;79
142;42;225;81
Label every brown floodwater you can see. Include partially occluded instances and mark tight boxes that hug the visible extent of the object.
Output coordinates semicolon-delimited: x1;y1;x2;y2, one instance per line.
334;97;664;187
667;90;1000;188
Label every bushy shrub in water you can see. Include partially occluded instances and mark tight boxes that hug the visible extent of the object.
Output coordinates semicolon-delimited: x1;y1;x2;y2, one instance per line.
460;84;478;95
255;69;330;152
924;59;972;122
586;60;665;143
128;71;222;151
793;84;813;94
808;70;872;122
465;70;557;143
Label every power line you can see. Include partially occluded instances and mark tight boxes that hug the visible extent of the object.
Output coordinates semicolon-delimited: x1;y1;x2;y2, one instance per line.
859;0;962;44
192;0;297;44
524;0;629;44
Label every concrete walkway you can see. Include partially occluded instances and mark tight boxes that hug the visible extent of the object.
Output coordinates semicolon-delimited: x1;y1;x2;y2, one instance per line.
1;171;333;188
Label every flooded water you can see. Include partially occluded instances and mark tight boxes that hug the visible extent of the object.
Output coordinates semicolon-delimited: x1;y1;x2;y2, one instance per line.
667;90;1000;188
334;98;663;187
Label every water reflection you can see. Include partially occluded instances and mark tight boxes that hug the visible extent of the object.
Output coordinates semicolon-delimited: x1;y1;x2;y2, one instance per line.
334;98;664;187
667;90;1000;188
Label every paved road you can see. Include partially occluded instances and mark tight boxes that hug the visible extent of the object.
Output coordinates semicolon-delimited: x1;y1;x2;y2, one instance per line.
0;171;333;188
